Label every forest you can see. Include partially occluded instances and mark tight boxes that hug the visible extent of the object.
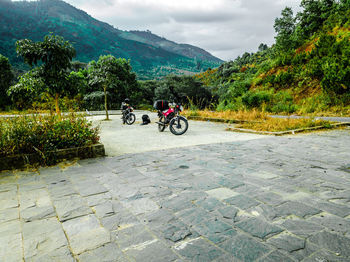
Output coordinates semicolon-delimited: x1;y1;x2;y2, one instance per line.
0;0;349;115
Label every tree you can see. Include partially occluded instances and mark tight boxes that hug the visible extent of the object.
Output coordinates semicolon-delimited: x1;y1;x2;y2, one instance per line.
0;54;14;110
274;7;296;52
297;0;335;39
7;68;45;109
88;55;137;120
15;34;76;117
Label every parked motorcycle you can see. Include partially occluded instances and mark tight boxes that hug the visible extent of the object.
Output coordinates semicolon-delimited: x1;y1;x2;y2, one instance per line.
121;105;136;125
154;100;188;135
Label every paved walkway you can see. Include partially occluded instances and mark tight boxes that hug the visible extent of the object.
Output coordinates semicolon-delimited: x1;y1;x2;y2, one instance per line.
1;129;350;261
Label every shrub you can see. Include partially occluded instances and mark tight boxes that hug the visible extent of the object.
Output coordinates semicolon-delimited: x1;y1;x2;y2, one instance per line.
0;114;100;163
242;90;272;109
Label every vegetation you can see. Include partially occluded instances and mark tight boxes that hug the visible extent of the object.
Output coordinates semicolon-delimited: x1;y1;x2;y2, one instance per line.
236;118;333;132
0;114;99;161
194;0;350;115
88;55;137;120
11;34;76;117
0;54;14;110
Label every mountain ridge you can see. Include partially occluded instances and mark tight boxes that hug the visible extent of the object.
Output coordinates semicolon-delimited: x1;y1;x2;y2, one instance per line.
0;0;223;79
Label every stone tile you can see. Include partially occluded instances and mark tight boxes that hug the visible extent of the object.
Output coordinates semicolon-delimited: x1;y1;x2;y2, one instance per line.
125;239;178;262
217;206;239;222
235;217;283;239
255;192;286;206
249;171;279;179
274;201;321;218
25;246;74;262
101;210;139;231
21;205;55;222
157;220;194;243
174;238;224;262
312;200;350;218
216;176;245;189
22;218;68;260
309;231;350;258
281;219;324;237
122;198;159;216
205;187;239;200
176;207;212;226
266;232;305;252
160;195;194;213
193;218;237;244
224;195;260;210
196;197;225;212
308;213;350;235
62;215;110;255
257;250;295;262
219;234;271;262
93;201;115;218
84;192;112;207
113;224;155;250
53;194;92;222
0;219;21;235
0;233;23;262
0;208;18;223
302;249;350;262
78;243;126;262
74;181;109;197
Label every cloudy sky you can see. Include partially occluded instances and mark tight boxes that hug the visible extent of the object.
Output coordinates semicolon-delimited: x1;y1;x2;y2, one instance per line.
63;0;302;61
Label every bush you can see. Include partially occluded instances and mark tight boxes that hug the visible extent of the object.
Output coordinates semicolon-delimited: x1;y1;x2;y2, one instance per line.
270;91;298;113
242;90;272;109
0;114;100;162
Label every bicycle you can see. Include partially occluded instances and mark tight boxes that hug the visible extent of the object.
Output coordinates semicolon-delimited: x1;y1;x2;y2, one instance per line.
154;100;189;135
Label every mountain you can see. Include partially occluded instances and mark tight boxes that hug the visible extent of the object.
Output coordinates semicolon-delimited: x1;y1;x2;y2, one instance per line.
0;0;223;79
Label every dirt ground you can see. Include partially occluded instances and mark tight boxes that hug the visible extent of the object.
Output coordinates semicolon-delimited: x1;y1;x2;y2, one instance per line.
88;111;265;156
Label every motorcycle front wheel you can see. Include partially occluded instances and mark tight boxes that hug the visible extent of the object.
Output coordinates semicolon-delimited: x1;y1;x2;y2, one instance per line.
126;113;136;125
169;116;188;135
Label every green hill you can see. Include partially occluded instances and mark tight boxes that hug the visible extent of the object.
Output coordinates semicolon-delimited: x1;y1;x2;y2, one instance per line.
195;0;350;115
0;0;222;79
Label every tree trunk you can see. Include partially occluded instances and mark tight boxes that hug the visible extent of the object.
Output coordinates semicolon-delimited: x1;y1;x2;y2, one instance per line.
55;93;61;120
104;86;109;120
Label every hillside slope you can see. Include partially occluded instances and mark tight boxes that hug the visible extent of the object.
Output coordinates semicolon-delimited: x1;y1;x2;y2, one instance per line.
0;0;222;79
195;1;350;114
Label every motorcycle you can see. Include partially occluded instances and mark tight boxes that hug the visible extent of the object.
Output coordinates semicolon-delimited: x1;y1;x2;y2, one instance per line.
121;105;136;125
154;100;189;135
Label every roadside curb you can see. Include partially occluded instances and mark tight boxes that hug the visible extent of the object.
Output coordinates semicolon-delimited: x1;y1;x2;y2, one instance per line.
226;122;350;136
0;143;105;171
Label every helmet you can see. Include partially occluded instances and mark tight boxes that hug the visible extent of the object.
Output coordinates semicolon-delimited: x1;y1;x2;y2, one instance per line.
124;98;130;103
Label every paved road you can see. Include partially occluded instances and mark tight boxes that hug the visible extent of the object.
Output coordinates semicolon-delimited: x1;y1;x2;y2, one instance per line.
1;128;350;261
89;112;263;156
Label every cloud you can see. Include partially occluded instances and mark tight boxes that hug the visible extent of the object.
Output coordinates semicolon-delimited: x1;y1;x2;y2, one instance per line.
64;0;302;61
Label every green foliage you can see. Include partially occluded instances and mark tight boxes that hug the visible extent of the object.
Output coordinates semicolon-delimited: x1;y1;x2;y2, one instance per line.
0;54;14;109
274;7;297;52
15;34;76;114
0;114;99;163
7;69;45;109
308;34;350;94
88;55;138;118
242;90;273;109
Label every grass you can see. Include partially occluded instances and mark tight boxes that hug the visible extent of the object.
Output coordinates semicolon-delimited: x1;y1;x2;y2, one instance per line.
183;109;268;122
236;118;334;132
184;109;339;132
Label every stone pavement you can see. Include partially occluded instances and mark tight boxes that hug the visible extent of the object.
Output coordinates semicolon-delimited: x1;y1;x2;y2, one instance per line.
0;129;350;262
